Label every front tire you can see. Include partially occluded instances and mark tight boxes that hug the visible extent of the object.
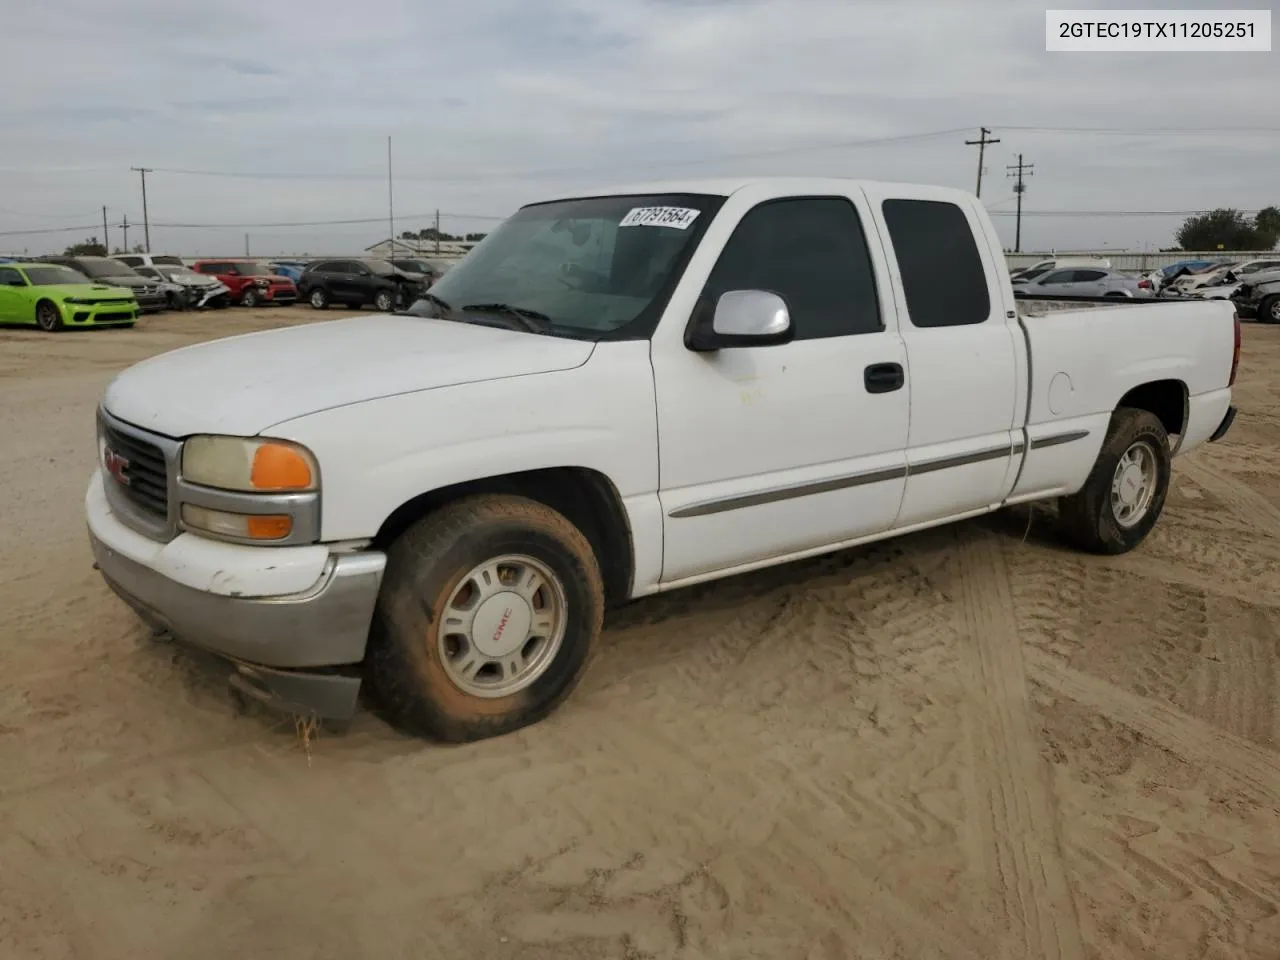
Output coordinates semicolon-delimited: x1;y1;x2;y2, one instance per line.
35;300;63;332
1259;295;1280;324
240;288;260;308
367;494;604;743
309;288;329;310
1058;407;1171;555
374;289;394;313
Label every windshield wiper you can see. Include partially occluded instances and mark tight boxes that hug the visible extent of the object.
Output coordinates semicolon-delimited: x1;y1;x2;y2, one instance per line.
460;302;553;333
395;291;453;317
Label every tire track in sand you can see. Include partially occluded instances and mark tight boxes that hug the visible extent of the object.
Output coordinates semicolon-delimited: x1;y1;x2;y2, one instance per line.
1025;647;1280;809
955;533;1085;960
1178;457;1280;538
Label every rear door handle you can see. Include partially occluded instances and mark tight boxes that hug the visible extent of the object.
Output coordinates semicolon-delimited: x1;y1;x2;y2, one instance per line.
864;362;905;394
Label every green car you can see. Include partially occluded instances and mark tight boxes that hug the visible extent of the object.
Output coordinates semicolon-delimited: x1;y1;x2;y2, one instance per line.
0;262;139;331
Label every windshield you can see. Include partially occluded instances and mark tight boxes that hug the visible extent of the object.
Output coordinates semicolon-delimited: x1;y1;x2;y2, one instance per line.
404;193;723;338
25;266;91;286
159;266;201;280
230;261;273;276
77;258;136;279
366;260;396;276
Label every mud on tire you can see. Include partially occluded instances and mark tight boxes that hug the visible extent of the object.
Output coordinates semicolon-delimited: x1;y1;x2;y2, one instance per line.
1058;406;1171;555
367;494;605;742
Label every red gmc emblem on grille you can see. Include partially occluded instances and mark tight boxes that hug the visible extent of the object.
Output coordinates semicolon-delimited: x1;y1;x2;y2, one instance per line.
104;447;131;485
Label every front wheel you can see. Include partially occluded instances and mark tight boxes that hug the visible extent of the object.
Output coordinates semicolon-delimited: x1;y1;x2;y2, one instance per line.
1058;407;1171;555
373;290;394;313
1259;295;1280;324
367;494;604;742
240;288;260;308
35;300;63;332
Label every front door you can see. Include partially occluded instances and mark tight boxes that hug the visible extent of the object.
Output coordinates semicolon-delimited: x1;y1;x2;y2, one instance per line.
651;191;910;585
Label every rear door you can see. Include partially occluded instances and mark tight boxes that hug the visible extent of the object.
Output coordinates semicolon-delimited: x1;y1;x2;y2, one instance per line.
862;187;1023;526
0;266;26;322
1069;268;1109;296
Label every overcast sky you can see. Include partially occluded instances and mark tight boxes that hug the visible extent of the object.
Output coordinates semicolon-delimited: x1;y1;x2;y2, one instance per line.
1;0;1275;257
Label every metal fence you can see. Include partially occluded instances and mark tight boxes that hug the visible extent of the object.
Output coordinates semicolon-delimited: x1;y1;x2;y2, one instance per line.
1005;250;1277;272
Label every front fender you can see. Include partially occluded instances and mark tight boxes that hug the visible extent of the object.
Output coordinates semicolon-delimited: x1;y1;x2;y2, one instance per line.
266;341;661;544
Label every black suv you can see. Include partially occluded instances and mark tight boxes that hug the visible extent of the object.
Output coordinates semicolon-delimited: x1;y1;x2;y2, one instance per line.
297;258;428;311
43;256;168;313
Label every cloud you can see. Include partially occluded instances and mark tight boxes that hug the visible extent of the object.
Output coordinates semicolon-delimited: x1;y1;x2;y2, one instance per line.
0;0;1274;255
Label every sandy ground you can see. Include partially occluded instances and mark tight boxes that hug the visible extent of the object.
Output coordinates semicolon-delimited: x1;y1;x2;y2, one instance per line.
1;305;1278;960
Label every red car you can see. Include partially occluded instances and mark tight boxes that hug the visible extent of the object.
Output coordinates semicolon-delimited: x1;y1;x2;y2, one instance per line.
192;259;298;307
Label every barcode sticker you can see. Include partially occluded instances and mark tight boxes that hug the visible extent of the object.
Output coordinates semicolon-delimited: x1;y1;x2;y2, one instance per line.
618;206;701;229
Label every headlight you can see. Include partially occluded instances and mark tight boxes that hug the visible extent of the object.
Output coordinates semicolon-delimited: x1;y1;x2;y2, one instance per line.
63;297;87;304
181;435;318;492
254;277;271;286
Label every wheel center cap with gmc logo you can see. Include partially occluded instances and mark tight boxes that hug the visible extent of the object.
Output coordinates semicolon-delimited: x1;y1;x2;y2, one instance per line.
471;592;533;658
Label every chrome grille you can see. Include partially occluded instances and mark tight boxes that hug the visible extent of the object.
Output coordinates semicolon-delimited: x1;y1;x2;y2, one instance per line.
101;421;169;520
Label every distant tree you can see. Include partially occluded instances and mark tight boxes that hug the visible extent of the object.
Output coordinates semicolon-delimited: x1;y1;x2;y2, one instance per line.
63;237;107;256
400;230;417;240
464;232;487;242
1176;208;1278;251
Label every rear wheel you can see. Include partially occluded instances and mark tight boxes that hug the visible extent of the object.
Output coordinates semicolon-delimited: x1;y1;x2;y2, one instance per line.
367;494;604;742
1058;407;1171;555
1259;295;1280;324
309;288;329;310
35;300;63;332
240;288;260;308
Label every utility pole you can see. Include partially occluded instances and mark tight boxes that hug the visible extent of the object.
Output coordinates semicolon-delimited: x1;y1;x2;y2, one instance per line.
964;127;1000;198
102;206;110;253
244;233;250;256
121;214;130;252
1006;153;1034;253
386;136;395;256
130;166;153;252
434;209;440;255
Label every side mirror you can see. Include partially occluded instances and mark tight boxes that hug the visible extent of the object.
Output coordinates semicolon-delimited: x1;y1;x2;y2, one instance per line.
686;290;794;352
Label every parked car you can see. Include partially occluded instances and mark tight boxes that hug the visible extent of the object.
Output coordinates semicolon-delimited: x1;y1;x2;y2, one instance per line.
112;253;188;270
134;264;231;310
1014;266;1153;298
269;260;310;283
86;177;1239;741
42;256;167;313
1231;270;1280;322
191;259;297;307
1010;256;1111;284
390;258;451;284
297;258;429;311
0;262;138;330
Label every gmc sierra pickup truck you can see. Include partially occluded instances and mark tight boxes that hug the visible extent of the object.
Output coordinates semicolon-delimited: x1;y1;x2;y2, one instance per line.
86;177;1239;742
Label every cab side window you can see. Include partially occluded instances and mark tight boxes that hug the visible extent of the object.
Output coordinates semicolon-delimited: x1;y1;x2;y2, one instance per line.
700;196;882;339
882;198;991;327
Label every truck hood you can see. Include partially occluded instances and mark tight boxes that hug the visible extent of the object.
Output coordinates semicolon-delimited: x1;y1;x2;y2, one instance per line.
103;315;596;438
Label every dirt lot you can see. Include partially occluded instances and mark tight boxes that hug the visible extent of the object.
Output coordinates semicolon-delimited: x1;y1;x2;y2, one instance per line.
2;306;1278;960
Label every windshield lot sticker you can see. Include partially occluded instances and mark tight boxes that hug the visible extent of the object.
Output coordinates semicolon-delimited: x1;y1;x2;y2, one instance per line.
619;206;701;229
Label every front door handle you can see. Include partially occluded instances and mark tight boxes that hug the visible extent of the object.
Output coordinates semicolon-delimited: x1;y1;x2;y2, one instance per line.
864;362;905;394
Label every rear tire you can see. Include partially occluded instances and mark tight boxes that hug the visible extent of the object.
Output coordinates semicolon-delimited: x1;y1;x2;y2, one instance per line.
35;300;63;332
1259;295;1280;324
309;288;329;310
240;288;260;308
1058;407;1171;555
367;494;604;743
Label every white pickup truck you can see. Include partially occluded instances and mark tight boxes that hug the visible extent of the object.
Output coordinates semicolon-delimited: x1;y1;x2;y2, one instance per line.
87;177;1240;742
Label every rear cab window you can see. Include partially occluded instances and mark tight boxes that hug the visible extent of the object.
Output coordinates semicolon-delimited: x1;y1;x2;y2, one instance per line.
881;198;992;327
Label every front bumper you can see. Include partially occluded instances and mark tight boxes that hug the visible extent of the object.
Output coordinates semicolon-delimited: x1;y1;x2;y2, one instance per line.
60;301;139;326
88;478;386;721
133;292;168;313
